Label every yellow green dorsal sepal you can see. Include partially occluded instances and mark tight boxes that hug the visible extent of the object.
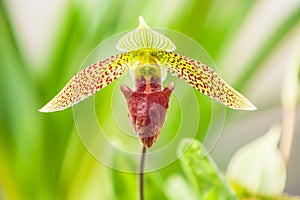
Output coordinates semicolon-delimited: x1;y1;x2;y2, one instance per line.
116;16;176;52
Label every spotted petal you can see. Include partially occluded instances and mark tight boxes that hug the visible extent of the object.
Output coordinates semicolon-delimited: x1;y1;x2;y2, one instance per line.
155;51;256;110
39;52;136;112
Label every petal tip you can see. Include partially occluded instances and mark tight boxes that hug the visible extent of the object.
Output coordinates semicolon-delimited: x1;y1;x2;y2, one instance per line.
242;100;258;111
38;105;65;113
231;101;257;111
38;105;51;113
247;105;258;111
138;16;149;29
38;102;64;113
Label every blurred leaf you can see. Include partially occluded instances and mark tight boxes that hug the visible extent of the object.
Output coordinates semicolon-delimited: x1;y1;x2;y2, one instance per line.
0;1;46;199
0;0;27;72
164;174;197;200
177;138;236;200
280;38;300;165
235;4;300;90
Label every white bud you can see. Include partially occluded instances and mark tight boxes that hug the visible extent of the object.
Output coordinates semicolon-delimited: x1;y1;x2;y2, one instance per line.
226;125;286;196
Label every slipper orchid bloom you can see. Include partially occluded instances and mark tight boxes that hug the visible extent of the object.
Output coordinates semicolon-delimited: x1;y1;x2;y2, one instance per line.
40;16;256;148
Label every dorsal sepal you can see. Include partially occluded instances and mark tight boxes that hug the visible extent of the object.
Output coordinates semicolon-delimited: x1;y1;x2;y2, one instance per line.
116;16;176;52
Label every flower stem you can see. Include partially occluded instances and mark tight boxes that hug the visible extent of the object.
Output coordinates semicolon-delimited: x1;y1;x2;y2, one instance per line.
139;146;147;200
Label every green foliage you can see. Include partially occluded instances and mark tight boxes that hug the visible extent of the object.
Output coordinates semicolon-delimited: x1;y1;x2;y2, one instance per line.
175;139;236;200
0;0;300;199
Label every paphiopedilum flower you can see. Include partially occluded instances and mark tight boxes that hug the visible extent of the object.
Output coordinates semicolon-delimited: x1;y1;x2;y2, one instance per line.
39;16;256;148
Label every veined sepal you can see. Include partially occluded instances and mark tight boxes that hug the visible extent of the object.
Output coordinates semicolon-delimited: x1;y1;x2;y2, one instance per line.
116;16;176;52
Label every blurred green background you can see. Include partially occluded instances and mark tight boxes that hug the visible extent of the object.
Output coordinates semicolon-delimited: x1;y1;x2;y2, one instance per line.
0;0;300;199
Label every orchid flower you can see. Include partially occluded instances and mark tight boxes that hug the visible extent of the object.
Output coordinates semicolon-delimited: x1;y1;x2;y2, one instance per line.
39;16;256;148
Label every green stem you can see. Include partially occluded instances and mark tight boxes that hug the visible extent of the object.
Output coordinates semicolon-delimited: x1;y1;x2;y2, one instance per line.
139;146;147;200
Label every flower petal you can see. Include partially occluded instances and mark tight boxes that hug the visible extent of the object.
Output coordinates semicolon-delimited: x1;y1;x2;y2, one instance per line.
155;51;256;110
39;52;135;112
